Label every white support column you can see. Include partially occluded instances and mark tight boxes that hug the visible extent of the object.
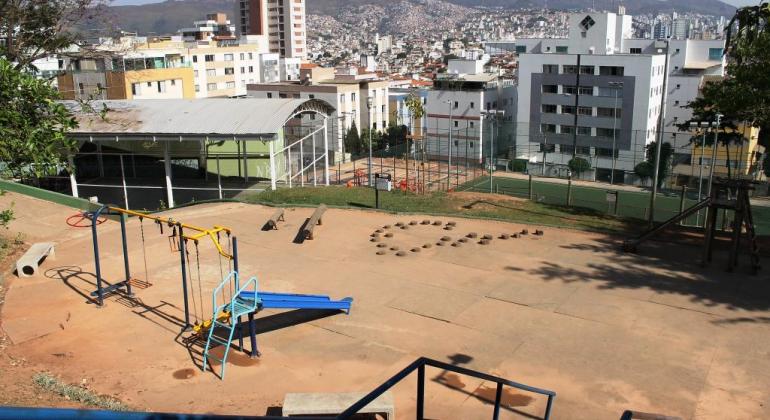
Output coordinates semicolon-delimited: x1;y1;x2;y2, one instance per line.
288;145;293;188
163;141;175;208
300;138;304;187
120;154;129;209
269;139;277;191
312;128;317;187
96;143;105;178
67;156;79;198
216;155;222;199
323;116;330;186
243;138;249;182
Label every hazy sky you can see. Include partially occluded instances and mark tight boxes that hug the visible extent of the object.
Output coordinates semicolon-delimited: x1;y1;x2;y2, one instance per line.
109;0;759;8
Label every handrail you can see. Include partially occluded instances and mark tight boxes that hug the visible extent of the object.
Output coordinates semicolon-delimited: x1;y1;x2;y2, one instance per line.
213;271;238;315
231;275;258;315
339;356;556;420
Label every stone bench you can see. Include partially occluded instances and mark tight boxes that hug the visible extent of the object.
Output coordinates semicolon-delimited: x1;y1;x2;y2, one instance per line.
282;391;394;419
16;242;55;277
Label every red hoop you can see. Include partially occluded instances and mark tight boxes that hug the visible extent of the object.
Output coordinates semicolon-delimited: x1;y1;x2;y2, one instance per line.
66;212;106;228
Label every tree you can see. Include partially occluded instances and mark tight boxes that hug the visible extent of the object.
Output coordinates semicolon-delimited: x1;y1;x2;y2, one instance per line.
634;162;654;186
645;141;673;188
0;58;78;179
567;157;590;177
682;3;770;179
0;0;107;71
344;121;361;156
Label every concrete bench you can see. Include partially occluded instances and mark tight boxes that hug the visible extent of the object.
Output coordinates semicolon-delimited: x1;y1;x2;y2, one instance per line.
302;204;327;240
263;208;285;231
16;242;55;277
282;391;393;419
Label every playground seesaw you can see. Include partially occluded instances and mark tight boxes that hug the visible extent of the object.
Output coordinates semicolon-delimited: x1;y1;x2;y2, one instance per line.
203;271;352;379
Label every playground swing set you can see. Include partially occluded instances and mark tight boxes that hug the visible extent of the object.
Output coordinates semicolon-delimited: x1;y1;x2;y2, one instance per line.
84;205;353;379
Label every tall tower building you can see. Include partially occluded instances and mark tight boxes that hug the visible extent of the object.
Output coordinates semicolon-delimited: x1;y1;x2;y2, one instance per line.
238;0;307;60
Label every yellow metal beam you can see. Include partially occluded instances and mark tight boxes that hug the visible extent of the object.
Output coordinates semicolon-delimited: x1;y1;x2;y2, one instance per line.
107;206;234;259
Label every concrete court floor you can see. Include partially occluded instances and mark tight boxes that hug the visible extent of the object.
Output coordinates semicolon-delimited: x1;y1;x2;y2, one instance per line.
1;191;769;419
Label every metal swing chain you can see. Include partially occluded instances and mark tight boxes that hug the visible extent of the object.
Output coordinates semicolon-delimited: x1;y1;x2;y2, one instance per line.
216;232;226;304
194;240;205;320
139;217;149;284
227;233;233;301
184;239;200;324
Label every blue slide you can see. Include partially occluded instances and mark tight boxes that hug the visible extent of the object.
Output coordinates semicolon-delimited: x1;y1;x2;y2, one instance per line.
238;291;353;313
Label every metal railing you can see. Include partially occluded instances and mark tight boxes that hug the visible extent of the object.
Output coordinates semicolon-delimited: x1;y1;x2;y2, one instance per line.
339;357;556;420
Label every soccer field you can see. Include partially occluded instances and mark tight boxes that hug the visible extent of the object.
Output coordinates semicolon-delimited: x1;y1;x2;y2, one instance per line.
462;175;770;235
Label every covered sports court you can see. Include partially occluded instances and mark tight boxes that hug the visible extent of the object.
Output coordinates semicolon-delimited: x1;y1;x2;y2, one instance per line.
64;98;336;209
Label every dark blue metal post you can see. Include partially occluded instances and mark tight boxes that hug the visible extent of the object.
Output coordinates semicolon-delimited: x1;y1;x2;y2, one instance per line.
492;383;503;420
91;206;107;307
119;213;133;296
178;225;191;330
416;364;425;420
544;395;554;420
248;312;259;358
233;236;244;352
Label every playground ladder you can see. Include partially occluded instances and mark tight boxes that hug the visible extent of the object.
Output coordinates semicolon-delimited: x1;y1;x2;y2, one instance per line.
202;271;258;379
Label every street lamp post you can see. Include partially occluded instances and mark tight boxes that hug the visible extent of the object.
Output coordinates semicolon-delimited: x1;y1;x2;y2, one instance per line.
706;113;723;198
482;109;505;193
446;100;453;191
366;97;373;186
608;81;623;184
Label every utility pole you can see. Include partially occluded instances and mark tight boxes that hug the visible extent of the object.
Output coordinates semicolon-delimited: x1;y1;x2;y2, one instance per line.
446;100;453;190
609;81;623;184
367;97;373;186
649;39;670;226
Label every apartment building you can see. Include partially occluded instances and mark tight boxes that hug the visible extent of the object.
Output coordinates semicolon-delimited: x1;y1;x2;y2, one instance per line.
247;67;390;162
180;13;236;42
238;0;307;60
515;11;668;182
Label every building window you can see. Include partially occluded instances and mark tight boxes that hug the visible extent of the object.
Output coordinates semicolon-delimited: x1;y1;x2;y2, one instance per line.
225;67;234;75
240;53;245;60
352;92;356;101
540;124;557;134
207;83;217;90
207;69;216;76
453;101;459;109
577;126;592;136
194;84;199;92
226;81;235;88
563;65;578;74
469;141;474;148
194;70;199;78
539;143;556;152
193;55;198;63
562;105;576;114
542;64;559;74
267;92;273;98
224;54;234;61
563;85;578;94
469;121;475;128
373;122;377;129
708;48;723;60
578;106;592;116
171;80;176;86
78;83;84;94
561;126;575;134
630;47;642;54
157;81;165;93
339;93;344;102
542;104;557;113
542;84;558;94
241;67;245;74
515;45;526;53
555;46;568;53
470;102;474;109
453;120;458;127
205;54;214;62
309;94;315;99
248;66;254;73
674;100;680;105
597;107;621;118
579;86;593;95
381;105;385;112
146;81;152;87
579;66;594;74
598;87;623;97
131;83;138;95
599;66;624;76
595;148;619;158
596;128;620;138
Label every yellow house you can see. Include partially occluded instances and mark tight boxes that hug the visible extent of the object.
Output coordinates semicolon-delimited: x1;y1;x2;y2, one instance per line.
676;123;763;183
59;66;195;100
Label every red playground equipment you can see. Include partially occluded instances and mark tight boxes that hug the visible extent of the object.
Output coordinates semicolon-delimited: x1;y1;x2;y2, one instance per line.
346;169;367;188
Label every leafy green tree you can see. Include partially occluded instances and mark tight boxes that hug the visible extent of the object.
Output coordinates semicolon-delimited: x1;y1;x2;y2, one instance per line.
0;0;106;70
567;157;590;177
0;58;78;179
344;121;361;156
645;141;673;188
634;162;653;186
681;3;770;179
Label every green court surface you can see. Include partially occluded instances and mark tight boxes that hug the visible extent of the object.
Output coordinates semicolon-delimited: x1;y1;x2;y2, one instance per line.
462;175;769;235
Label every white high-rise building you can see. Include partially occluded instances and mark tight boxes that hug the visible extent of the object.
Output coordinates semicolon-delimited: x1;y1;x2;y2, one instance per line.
238;0;307;60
